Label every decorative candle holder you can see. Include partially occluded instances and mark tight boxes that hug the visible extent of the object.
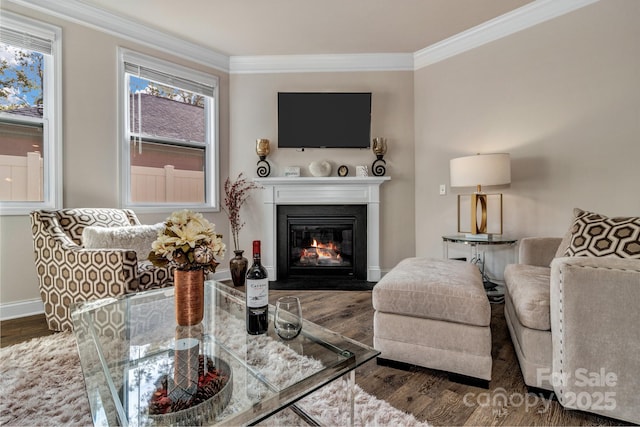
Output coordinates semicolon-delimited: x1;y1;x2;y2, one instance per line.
256;139;271;177
371;137;387;176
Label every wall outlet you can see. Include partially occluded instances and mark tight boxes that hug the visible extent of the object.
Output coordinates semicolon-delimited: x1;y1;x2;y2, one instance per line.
439;184;446;195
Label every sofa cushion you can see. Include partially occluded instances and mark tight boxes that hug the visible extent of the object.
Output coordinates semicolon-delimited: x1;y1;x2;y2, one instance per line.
563;208;640;259
372;257;490;327
504;264;551;331
82;223;164;261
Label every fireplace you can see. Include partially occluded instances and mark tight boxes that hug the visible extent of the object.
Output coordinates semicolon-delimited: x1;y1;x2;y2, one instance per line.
277;205;367;280
253;176;390;282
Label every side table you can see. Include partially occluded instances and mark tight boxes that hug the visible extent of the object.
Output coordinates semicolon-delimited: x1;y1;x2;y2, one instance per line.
442;235;518;303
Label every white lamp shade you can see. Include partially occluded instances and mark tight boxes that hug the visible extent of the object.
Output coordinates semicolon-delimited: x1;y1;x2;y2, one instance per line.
450;153;511;188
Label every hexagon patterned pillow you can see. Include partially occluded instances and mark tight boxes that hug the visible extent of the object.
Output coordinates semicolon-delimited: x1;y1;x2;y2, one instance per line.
564;208;640;258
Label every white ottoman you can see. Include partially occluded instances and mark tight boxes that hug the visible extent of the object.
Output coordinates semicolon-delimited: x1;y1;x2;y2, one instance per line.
372;257;492;382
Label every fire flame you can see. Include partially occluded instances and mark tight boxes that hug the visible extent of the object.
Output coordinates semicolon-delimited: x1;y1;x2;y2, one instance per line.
300;239;342;264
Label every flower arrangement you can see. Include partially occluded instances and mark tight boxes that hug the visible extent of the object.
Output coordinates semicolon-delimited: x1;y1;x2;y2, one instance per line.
149;210;226;272
223;173;262;251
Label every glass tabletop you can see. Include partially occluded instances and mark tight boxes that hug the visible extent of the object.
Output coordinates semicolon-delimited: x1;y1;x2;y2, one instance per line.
71;281;379;426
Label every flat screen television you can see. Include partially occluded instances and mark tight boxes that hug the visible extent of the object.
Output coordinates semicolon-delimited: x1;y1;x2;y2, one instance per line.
278;92;372;148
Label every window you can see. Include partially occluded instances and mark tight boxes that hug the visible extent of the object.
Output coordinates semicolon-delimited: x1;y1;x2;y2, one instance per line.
0;12;62;215
119;49;219;211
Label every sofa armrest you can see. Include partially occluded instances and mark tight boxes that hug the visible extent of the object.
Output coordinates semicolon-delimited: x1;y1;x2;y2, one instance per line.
549;256;640;424
518;237;562;267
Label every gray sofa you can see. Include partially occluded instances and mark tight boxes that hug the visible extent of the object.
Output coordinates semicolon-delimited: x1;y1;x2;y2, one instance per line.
504;236;640;424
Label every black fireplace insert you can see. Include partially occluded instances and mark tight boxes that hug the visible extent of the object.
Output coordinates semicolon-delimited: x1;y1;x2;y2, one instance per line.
276;205;367;281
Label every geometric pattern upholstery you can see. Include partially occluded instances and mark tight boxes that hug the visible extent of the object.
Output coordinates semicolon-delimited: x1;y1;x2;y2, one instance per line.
55;208;138;245
564;208;640;258
30;208;173;332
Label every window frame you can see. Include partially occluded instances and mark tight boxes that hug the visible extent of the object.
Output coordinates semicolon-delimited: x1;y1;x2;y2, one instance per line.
118;48;220;212
0;12;62;216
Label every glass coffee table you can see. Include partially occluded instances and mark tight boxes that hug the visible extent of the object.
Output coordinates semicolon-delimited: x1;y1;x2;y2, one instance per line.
71;280;378;426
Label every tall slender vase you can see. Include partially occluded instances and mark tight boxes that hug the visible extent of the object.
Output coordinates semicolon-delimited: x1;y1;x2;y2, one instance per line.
229;250;248;287
174;269;205;326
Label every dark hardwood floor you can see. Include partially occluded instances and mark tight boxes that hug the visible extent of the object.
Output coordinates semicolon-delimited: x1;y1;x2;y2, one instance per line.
0;286;629;426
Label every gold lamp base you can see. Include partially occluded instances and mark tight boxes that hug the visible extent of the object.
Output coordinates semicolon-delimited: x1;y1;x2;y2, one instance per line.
457;191;503;237
470;192;488;234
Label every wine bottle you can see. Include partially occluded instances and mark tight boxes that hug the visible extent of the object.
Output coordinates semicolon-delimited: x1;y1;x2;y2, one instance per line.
246;240;268;334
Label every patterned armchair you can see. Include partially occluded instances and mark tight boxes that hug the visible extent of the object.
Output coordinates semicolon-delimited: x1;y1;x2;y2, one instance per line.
30;208;173;331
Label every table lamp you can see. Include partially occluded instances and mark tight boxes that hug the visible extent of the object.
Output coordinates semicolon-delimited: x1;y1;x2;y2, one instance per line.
450;153;511;237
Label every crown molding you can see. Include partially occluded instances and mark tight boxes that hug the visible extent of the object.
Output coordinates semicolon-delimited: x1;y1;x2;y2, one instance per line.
230;53;414;74
5;0;598;74
414;0;600;70
4;0;231;73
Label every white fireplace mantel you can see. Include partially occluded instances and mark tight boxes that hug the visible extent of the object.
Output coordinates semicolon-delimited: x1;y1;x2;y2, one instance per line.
254;176;390;282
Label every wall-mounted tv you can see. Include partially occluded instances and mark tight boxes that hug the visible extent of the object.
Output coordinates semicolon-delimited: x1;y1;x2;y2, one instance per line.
278;92;372;149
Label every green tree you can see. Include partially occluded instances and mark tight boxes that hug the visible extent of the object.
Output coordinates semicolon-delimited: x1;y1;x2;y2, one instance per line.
0;44;44;110
146;82;204;107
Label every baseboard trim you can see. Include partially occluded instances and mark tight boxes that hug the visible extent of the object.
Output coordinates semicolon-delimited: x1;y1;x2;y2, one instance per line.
0;298;45;321
0;271;232;322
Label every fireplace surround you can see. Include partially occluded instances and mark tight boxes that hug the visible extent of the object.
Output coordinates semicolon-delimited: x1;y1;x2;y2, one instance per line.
254;177;390;282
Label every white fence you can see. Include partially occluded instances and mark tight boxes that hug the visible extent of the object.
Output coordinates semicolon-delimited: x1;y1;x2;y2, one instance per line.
0;152;43;201
0;155;203;203
131;165;204;203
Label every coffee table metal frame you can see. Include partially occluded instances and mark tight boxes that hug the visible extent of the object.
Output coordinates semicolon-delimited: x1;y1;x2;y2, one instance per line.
71;280;379;426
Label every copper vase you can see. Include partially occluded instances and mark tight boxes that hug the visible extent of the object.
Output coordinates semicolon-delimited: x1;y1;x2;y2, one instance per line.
174;269;205;326
229;250;248;287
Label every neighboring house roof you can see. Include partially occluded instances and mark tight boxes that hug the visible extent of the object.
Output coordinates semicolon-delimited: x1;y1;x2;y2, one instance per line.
4;105;44;118
130;93;205;143
4;95;204;142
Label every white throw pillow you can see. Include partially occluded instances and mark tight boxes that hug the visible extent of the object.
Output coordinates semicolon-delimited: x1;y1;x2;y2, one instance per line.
82;223;164;261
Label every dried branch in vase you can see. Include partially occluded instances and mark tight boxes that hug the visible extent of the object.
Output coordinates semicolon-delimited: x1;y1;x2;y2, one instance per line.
223;173;263;251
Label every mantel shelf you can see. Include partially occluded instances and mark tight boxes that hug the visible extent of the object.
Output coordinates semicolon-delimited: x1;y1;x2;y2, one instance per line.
254;176;390;185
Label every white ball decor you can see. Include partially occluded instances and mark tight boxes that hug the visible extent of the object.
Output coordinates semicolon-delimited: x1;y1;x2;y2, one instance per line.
308;160;332;177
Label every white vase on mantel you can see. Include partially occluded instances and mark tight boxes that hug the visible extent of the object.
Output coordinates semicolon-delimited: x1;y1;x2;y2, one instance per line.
308;160;332;177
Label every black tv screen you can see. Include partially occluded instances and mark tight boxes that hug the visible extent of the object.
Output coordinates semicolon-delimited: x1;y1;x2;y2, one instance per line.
278;92;372;148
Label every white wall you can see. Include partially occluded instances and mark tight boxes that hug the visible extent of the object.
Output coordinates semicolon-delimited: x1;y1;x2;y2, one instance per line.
414;0;640;278
227;72;416;273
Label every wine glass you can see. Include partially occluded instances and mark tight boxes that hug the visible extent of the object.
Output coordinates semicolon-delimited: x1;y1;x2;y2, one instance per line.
275;296;302;340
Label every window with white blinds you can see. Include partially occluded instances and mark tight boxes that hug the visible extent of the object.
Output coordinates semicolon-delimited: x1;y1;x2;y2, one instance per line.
119;49;219;210
0;26;53;54
0;12;61;214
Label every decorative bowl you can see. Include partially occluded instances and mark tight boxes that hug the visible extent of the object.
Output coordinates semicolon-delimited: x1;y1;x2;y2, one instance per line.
309;160;332;177
147;356;233;425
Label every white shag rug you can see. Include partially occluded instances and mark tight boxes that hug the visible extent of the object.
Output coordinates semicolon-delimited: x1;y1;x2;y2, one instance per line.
0;331;429;426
